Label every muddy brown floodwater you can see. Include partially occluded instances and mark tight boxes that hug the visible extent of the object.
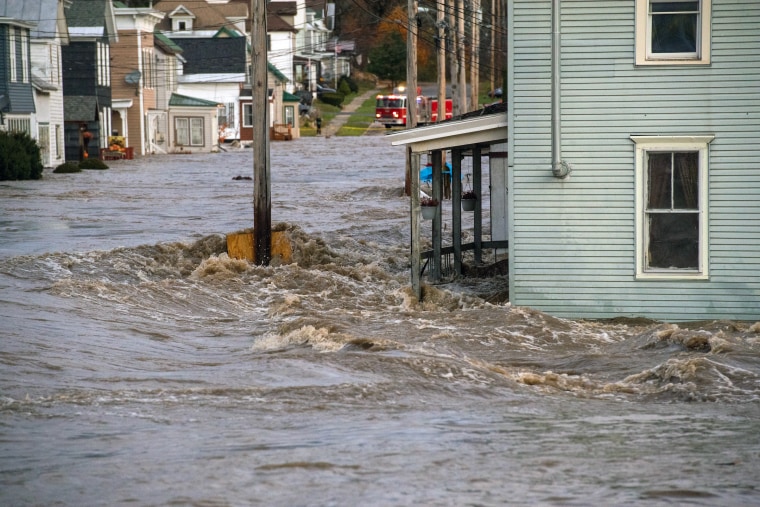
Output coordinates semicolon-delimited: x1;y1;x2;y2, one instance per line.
1;136;759;505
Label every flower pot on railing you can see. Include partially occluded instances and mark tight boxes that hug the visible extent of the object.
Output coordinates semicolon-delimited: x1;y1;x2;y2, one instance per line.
420;197;439;220
461;191;476;211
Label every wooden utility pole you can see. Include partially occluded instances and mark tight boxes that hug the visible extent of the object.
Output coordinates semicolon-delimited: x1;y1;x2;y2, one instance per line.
407;0;418;130
252;0;270;265
404;0;418;197
456;0;467;112
490;0;496;95
470;0;481;110
437;0;446;122
447;0;458;116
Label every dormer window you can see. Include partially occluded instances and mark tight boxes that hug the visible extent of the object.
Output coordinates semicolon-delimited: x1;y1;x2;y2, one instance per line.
169;5;195;32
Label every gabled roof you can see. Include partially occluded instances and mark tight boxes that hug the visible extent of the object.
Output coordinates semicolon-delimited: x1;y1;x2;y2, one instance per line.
267;14;297;33
283;91;300;103
65;0;117;42
214;25;242;38
169;93;220;107
168;5;195;19
0;0;69;42
268;62;288;83
153;0;247;33
153;31;183;54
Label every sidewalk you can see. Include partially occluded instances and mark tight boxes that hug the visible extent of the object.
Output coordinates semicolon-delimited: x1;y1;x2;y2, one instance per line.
320;88;379;137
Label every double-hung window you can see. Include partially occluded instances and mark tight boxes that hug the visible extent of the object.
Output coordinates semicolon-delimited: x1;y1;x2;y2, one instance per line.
175;117;204;146
242;103;253;128
636;0;711;65
631;136;713;279
9;28;17;82
284;106;294;127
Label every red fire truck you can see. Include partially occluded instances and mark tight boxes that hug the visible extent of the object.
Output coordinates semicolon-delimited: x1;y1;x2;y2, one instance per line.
375;94;453;128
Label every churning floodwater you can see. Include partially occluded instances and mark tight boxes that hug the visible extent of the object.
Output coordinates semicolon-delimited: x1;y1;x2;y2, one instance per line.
1;135;759;506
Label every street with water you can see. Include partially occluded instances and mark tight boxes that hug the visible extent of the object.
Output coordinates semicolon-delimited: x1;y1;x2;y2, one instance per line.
1;134;759;505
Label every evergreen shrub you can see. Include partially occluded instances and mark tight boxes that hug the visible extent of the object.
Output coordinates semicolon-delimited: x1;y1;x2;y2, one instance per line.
0;131;43;180
339;75;359;94
53;162;82;174
79;158;109;170
338;79;351;97
319;92;345;108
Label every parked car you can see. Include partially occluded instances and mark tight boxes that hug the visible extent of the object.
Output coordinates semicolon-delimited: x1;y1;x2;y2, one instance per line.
316;83;336;95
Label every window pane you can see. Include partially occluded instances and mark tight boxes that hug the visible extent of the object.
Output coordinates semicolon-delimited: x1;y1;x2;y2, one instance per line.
176;118;189;145
651;2;699;13
648;213;699;269
285;106;294;126
647;153;672;209
652;12;697;53
244;104;253;127
673;152;699;209
190;118;203;145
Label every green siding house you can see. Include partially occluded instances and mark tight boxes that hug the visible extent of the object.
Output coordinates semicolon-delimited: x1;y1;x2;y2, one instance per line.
392;0;759;322
508;0;759;321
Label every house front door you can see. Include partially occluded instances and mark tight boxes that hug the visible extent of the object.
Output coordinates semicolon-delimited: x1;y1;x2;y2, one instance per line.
147;111;167;154
38;124;50;167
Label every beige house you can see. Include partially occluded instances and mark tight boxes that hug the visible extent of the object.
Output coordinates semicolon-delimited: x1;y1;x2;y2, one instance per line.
111;4;165;157
166;93;220;153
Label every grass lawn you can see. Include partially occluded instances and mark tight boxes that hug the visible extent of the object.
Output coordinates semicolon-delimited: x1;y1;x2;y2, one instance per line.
336;92;381;136
301;80;384;137
299;80;507;137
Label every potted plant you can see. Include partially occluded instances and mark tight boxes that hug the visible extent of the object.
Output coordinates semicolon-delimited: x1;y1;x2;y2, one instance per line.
420;196;439;220
461;190;477;211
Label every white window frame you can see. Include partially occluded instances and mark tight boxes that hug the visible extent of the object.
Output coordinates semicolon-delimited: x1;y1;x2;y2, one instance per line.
635;0;711;66
631;135;713;279
174;116;204;147
97;42;110;86
242;103;253;127
284;105;294;126
9;28;17;82
20;29;29;83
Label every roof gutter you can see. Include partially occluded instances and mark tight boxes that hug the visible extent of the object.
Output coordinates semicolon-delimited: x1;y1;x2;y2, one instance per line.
551;0;571;179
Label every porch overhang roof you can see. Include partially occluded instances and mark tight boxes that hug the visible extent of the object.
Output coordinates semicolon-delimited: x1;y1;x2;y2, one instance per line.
112;98;133;109
388;112;508;153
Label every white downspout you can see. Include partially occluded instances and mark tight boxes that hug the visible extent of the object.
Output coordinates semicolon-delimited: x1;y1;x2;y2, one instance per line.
552;0;571;178
136;15;146;156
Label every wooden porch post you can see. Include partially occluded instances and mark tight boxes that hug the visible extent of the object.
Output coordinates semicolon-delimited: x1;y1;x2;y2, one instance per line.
473;145;483;264
452;148;463;274
431;150;443;281
410;150;422;300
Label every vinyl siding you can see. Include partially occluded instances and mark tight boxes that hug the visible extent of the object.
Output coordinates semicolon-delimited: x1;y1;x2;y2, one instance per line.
1;25;35;113
509;0;760;321
0;26;7;90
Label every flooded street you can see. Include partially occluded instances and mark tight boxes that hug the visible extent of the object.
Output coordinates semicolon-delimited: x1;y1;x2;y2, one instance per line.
1;136;759;506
